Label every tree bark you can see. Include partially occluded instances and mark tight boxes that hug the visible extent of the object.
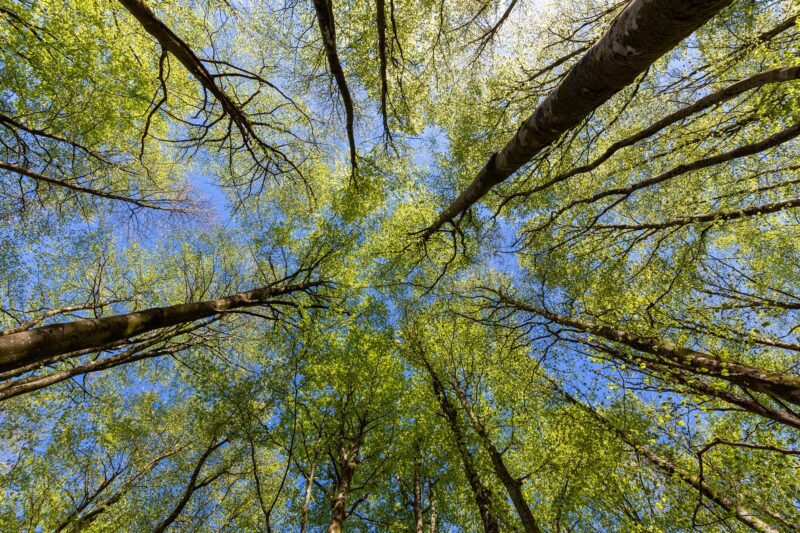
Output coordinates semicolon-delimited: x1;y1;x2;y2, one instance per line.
300;462;316;533
555;384;780;533
117;0;262;150
413;460;424;533
326;445;359;533
418;353;499;532
312;0;358;176
0;281;321;372
428;485;437;533
589;342;800;430
422;0;733;238
453;383;541;533
495;293;800;407
376;0;391;142
0;345;181;402
502;65;800;208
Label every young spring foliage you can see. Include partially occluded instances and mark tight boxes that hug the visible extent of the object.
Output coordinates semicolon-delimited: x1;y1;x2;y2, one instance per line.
0;0;799;530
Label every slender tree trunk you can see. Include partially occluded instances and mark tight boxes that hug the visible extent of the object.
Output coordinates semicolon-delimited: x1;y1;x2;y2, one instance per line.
428;485;437;533
0;345;179;402
596;195;800;231
453;384;541;533
0;281;321;372
375;0;391;142
422;0;733;238
418;354;499;532
554;383;781;533
591;343;800;430
413;460;424;533
300;462;316;533
502;65;800;208
154;438;227;533
495;293;800;406
312;0;358;175
116;0;261;146
327;446;358;533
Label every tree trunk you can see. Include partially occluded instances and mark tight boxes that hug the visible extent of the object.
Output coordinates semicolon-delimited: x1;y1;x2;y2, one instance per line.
326;446;358;533
312;0;357;175
419;354;499;532
590;343;800;430
556;385;780;533
0;345;179;402
300;462;316;533
413;460;424;533
422;0;733;238
0;281;321;372
454;384;541;533
496;294;800;407
117;0;262;148
428;485;437;533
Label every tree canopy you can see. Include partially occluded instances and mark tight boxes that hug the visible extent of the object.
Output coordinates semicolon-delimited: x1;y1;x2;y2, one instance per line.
1;0;799;530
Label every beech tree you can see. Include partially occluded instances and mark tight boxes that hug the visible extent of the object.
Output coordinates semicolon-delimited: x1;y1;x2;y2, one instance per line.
1;0;799;530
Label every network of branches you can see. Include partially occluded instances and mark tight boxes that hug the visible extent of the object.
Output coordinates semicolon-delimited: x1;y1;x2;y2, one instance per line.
0;0;799;531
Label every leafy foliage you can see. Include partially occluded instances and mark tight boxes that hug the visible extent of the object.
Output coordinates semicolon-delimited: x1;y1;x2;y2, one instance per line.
0;0;798;530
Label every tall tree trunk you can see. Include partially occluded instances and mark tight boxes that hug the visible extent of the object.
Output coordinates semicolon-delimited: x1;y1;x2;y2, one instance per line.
554;382;781;533
413;460;424;533
453;383;541;533
422;0;733;238
154;438;228;533
495;293;800;407
312;0;358;176
326;445;358;533
418;353;499;532
0;281;321;372
117;0;266;151
300;462;316;533
428;485;437;533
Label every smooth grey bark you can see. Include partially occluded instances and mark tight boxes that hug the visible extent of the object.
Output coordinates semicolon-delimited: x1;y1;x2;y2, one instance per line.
0;281;322;372
421;0;733;239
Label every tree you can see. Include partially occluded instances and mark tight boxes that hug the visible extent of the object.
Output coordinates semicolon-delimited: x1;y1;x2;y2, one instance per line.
1;0;799;530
